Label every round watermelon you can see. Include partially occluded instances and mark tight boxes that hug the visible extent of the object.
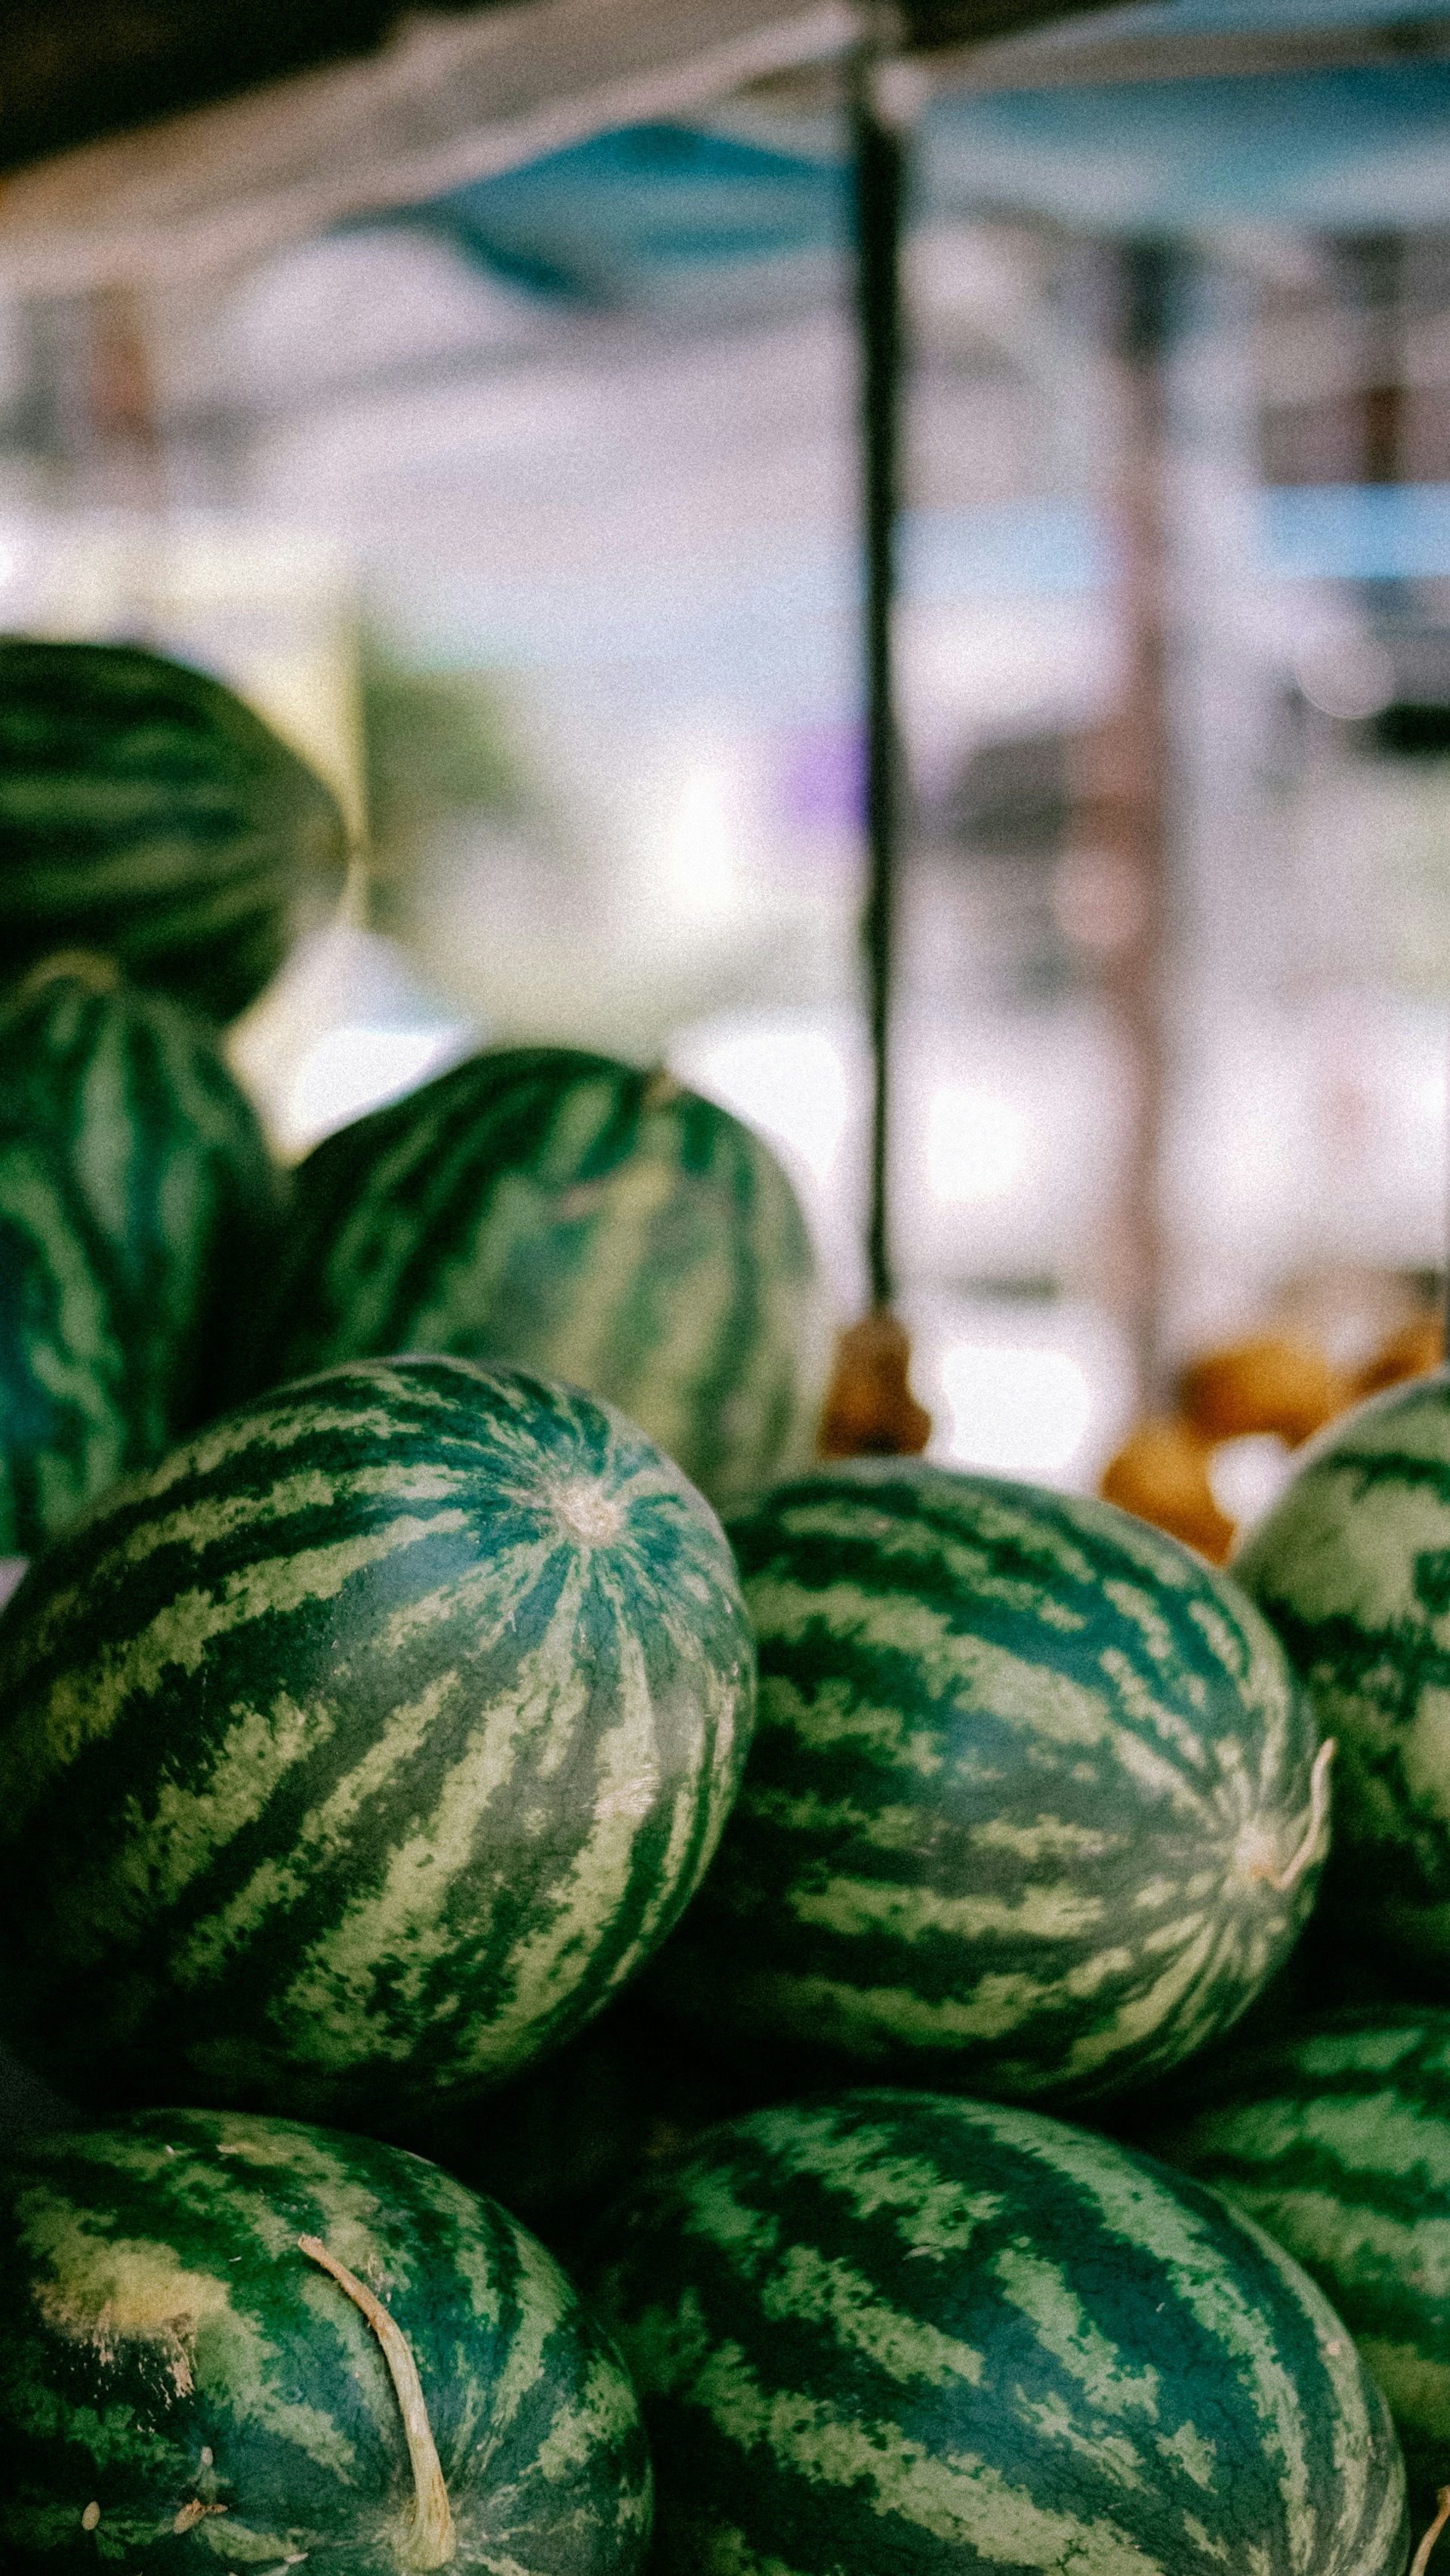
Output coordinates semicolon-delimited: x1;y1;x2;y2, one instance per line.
1146;2003;1450;2523
652;1462;1328;2102
0;1356;754;2124
0;639;347;1024
0;955;279;1556
250;1046;832;1514
0;2105;651;2574
1236;1371;1450;1986
585;2087;1408;2576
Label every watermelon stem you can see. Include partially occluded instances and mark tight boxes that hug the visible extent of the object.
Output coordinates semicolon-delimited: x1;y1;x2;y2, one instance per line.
1267;1737;1335;1893
1411;2486;1450;2576
299;2236;455;2569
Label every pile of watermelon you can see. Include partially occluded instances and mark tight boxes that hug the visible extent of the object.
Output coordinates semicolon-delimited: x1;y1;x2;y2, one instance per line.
2;639;1449;2576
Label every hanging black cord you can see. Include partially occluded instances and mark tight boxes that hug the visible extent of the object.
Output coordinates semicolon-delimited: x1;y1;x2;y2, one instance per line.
853;56;905;1314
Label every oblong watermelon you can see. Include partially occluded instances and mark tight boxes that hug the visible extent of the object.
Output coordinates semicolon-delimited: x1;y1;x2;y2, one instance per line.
0;639;347;1023
0;2105;651;2574
0;1357;754;2123
1146;2004;1450;2522
251;1045;832;1512
1236;1370;1450;1985
0;956;279;1555
652;1462;1327;2102
585;2087;1408;2576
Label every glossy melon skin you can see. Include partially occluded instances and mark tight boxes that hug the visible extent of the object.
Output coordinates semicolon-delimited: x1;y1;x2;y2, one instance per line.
1236;1373;1450;1985
586;2088;1407;2576
655;1462;1325;2103
253;1046;831;1513
0;640;348;1023
0;959;279;1555
0;1357;754;2124
0;2106;652;2574
1147;2005;1450;2520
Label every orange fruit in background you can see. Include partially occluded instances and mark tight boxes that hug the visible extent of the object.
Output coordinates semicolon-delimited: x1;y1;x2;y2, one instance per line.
1104;1308;1444;1564
1177;1337;1347;1449
1353;1313;1443;1400
1100;1416;1234;1564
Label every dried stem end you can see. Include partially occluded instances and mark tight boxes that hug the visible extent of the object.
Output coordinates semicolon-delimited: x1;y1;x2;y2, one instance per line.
1411;2486;1450;2576
1272;1737;1336;1893
299;2236;455;2570
1242;1738;1336;1895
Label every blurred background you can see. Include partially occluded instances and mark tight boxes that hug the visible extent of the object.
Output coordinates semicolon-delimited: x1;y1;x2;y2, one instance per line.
5;0;1450;1518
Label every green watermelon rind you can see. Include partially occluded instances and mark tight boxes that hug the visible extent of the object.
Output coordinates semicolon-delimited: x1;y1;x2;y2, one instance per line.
254;1046;833;1513
585;2086;1408;2576
657;1459;1327;2102
0;1355;755;2124
1235;1368;1450;1978
0;2105;651;2574
1147;2001;1450;2522
0;962;278;1556
0;640;348;1023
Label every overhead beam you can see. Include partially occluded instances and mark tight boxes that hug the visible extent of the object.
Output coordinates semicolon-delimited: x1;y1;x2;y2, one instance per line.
0;0;867;298
925;2;1450;91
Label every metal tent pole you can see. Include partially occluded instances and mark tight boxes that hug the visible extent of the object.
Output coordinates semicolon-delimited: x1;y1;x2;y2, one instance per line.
819;42;930;1458
856;58;903;1318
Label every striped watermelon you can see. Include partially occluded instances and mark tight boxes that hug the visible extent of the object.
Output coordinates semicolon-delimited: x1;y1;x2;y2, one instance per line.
0;2105;651;2574
0;639;347;1024
0;1356;754;2124
652;1462;1328;2103
1236;1371;1450;1987
1146;2005;1450;2522
0;955;279;1556
251;1046;832;1514
585;2087;1408;2576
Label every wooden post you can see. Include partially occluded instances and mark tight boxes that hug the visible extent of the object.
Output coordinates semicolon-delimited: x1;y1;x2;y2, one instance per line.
1072;242;1172;1410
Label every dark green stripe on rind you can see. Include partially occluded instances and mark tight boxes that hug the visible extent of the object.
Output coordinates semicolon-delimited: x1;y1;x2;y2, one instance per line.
657;1462;1325;2102
0;965;279;1554
0;2107;651;2574
0;1357;755;2121
1147;2004;1450;2519
0;641;347;1022
255;1047;831;1513
1236;1371;1450;1982
586;2088;1406;2576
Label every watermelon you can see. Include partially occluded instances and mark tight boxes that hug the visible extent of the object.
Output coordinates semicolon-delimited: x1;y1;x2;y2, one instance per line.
0;954;279;1556
0;639;347;1024
585;2086;1408;2576
1146;2004;1450;2522
0;1355;754;2124
1236;1371;1450;1987
651;1461;1328;2103
250;1046;831;1514
0;2104;651;2574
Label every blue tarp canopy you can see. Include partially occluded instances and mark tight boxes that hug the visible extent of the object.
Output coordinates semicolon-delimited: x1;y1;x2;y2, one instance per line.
402;0;1450;305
